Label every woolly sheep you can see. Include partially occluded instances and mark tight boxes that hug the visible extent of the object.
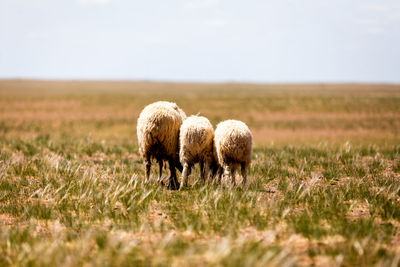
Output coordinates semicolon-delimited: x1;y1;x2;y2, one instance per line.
214;120;252;185
178;115;220;189
137;101;186;190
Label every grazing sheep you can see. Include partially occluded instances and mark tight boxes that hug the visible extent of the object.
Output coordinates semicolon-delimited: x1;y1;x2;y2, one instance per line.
214;120;252;185
178;115;220;189
137;101;186;190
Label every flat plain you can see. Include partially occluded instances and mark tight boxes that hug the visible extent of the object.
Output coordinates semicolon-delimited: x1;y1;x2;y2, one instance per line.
0;80;400;266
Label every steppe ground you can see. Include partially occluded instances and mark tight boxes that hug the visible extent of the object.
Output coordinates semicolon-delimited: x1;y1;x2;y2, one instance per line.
0;80;400;266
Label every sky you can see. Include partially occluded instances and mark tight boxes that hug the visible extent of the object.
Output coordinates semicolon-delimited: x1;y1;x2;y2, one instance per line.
0;0;399;83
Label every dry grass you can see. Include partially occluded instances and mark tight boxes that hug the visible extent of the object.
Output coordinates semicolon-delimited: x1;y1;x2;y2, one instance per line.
0;80;400;266
1;80;399;144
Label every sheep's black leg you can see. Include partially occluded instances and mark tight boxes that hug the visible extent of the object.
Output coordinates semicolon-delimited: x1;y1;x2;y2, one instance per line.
167;159;180;190
145;158;151;181
200;161;205;182
241;163;247;185
176;160;183;173
210;165;217;180
205;162;213;183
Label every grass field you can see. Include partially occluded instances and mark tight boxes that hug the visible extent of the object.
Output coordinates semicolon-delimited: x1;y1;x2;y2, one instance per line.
0;80;400;266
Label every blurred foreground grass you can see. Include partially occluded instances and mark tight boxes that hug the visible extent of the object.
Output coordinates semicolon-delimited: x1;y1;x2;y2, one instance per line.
0;80;400;266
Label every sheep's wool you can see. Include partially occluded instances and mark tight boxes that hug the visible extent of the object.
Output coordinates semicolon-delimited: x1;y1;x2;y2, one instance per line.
137;101;186;163
179;115;214;165
214;120;252;169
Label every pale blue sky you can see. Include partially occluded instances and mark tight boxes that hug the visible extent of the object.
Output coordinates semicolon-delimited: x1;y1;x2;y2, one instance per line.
1;0;399;83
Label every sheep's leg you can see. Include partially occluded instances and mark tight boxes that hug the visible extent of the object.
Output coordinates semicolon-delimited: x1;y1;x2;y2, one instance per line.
157;160;164;185
205;163;213;183
167;159;180;190
145;158;151;181
176;161;183;173
217;167;223;184
200;161;205;183
179;163;190;190
210;165;217;180
219;166;227;184
222;165;230;184
231;167;236;186
241;163;247;185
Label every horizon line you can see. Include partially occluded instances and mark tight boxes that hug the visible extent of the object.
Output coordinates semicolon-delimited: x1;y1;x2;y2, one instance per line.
1;78;399;86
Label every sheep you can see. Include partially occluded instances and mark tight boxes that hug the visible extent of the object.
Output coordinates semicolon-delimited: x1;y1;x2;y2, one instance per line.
136;101;186;190
178;115;221;189
214;120;252;185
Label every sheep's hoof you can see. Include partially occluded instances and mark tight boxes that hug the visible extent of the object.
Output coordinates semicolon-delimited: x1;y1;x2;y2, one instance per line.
167;179;180;190
157;176;164;183
179;183;188;191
